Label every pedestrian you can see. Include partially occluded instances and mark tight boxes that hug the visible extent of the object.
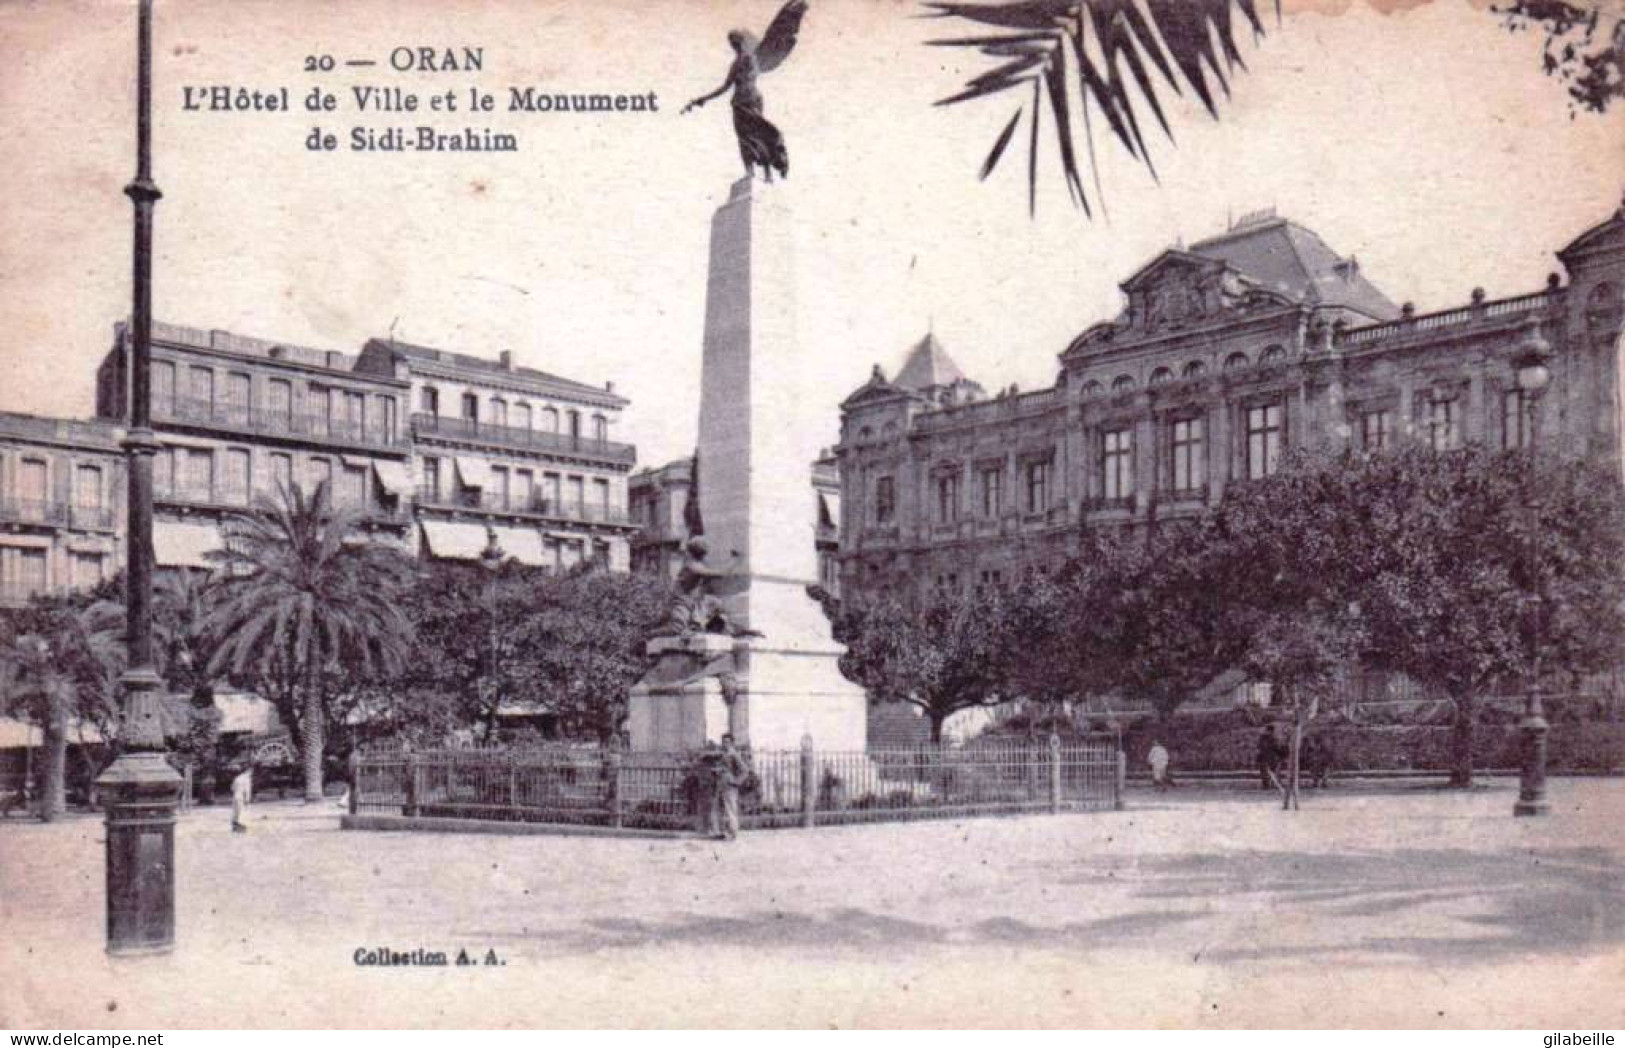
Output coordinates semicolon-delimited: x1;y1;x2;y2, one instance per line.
230;761;254;833
1147;740;1171;793
1257;727;1283;791
714;733;750;840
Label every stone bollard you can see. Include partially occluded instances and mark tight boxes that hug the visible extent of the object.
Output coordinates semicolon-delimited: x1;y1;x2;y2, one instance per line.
1049;734;1062;814
800;734;816;829
1115;747;1127;810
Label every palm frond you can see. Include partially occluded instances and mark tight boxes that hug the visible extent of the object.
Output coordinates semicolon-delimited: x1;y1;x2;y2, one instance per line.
929;0;1280;214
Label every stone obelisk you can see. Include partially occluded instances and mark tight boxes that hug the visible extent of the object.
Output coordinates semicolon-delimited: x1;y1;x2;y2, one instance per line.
628;177;867;753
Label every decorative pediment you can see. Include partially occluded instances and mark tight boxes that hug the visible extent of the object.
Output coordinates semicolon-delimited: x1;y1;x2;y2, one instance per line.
1116;250;1288;334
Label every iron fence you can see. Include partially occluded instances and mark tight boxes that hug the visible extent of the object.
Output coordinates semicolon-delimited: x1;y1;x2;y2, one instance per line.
351;735;1123;833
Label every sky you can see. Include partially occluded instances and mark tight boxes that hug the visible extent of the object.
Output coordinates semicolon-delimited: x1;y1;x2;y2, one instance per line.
0;0;1621;469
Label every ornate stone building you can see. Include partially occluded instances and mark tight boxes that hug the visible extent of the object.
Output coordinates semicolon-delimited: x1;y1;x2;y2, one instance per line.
0;413;125;606
837;205;1625;602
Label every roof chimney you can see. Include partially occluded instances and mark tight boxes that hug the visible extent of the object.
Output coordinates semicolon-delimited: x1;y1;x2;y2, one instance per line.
605;380;615;393
499;350;513;370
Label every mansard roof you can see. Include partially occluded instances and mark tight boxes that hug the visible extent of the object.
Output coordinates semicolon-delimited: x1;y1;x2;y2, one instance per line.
364;337;626;405
1186;217;1399;321
893;332;970;392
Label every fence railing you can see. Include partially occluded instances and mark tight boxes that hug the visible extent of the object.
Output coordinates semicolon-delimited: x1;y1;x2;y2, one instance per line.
351;735;1125;832
412;413;637;465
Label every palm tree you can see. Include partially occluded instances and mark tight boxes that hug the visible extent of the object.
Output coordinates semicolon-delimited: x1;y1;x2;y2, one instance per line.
205;482;415;801
926;0;1278;214
0;600;124;820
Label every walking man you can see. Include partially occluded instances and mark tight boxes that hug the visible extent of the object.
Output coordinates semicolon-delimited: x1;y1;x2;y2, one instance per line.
1148;740;1171;793
715;733;750;841
230;761;254;833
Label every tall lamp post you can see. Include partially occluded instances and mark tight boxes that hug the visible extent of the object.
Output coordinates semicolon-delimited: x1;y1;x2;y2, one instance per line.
479;530;505;742
1513;319;1552;818
96;0;183;953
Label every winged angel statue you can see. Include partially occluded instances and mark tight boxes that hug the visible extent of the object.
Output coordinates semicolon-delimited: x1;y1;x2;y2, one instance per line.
682;1;810;182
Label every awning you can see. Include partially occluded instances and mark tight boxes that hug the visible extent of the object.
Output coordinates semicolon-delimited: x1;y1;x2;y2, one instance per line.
372;460;413;496
454;457;493;490
492;526;548;566
419;519;491;560
153;520;222;568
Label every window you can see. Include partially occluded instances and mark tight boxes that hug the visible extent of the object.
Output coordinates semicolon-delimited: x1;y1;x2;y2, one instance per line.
592;478;611;517
567;410;581;439
226;372;251;423
542;472;561;510
267;379;293;426
1102;428;1134;500
269;453;293;497
17;458;46;504
71;552;105;591
189;366;214;409
567;476;585;514
1169;417;1205;493
421;386;440;415
461;393;479;422
338;465;368;510
1425;397;1459;451
592;415;608;441
421;457;441;500
491;399;508;428
1360;408;1393;451
1025;459;1051;513
224;449;251;505
74;464;103;509
1224;352;1250;371
541;406;559;433
1182;361;1208;379
514;469;534;511
979;466;1003;517
310;386;333;435
1149;367;1174;387
1081;380;1103;398
185;448;214;501
1259;345;1287;367
491;465;510;509
1112;375;1137;394
342;392;366;438
1502;390;1533;449
154;448;174;497
874;476;895;524
381;397;398;443
152;360;176;416
1245;403;1284;478
309;457;332;497
7;547;49;598
936;472;960;524
514;402;532;430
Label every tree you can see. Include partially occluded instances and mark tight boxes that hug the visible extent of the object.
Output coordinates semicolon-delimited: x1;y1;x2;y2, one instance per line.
0;595;124;819
506;566;670;744
205;482;416;800
1498;0;1625;114
833;587;1016;742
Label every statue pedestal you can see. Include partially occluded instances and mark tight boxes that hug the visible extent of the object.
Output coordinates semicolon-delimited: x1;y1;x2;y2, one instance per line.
628;176;867;754
627;635;738;754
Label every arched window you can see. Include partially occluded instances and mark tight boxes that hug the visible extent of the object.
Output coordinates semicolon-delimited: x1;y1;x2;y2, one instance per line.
1081;380;1103;398
1224;352;1251;371
1182;360;1208;379
514;402;532;430
1111;375;1137;393
541;406;559;433
1259;345;1287;367
1148;367;1174;387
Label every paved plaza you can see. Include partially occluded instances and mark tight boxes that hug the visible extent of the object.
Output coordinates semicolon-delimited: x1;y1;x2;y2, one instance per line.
2;780;1622;1029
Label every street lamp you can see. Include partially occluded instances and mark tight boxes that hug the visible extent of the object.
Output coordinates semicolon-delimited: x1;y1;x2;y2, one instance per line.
479;531;505;742
1513;318;1551;818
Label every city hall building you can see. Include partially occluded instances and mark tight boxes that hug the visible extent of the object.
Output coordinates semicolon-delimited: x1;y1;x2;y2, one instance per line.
835;205;1625;603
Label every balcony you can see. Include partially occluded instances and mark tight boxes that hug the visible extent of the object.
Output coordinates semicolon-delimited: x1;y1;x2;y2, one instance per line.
0;582;54;608
156;487;411;524
412;413;636;466
415;486;634;527
156;396;411;453
0;497;69;527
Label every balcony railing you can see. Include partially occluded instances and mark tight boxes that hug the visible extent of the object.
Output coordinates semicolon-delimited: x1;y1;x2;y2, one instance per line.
415;486;634;526
156;396;411;452
156;488;411;523
412;414;636;465
0;497;69;526
0;582;55;607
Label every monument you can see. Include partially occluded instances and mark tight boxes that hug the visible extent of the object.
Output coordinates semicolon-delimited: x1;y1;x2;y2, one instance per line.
629;1;867;753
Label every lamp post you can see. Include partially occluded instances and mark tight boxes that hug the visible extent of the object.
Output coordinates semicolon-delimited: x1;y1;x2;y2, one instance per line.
479;530;505;741
1512;319;1551;818
95;0;183;954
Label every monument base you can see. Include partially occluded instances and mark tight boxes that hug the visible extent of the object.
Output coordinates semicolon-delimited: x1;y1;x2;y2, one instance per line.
628;632;867;754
